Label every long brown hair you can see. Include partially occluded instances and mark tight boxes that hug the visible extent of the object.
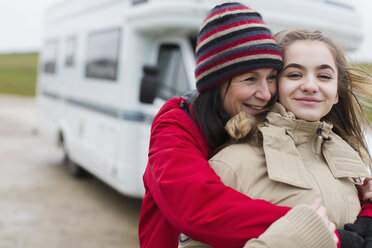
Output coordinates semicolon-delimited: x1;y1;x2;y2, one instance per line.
275;29;372;163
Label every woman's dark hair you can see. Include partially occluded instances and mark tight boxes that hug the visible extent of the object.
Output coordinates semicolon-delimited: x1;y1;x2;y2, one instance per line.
192;79;277;156
192;83;231;156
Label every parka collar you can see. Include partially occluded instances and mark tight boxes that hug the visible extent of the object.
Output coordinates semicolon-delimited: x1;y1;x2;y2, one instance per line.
265;103;332;145
259;102;370;188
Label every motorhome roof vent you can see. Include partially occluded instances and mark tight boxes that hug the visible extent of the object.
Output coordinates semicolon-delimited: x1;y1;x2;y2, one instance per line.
132;0;147;5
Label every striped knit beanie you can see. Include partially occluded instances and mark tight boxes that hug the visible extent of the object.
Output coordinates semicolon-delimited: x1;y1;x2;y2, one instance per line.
195;2;283;93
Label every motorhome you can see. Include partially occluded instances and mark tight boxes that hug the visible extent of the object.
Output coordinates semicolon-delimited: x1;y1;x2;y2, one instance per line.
36;0;364;198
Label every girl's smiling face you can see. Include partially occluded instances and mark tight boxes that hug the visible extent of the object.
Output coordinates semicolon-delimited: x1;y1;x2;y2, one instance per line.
278;40;339;121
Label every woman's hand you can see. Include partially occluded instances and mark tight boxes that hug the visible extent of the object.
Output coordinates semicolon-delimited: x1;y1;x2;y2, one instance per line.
310;198;338;245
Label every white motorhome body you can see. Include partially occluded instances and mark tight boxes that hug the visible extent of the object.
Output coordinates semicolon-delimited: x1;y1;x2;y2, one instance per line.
36;0;363;198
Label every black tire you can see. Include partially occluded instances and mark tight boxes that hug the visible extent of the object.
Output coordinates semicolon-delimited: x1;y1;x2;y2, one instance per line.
66;155;89;178
59;132;89;178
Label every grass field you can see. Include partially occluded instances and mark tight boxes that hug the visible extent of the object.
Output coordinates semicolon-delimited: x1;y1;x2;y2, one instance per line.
357;63;372;73
0;52;38;96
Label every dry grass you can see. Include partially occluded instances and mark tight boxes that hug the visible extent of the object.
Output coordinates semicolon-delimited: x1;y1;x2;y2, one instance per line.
0;52;38;96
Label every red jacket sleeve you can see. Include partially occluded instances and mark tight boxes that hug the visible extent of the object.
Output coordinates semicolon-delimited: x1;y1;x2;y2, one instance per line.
139;99;290;248
359;202;372;217
358;192;372;217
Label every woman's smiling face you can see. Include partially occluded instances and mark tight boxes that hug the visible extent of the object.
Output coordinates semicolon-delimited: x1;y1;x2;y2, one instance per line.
278;40;339;121
221;68;278;117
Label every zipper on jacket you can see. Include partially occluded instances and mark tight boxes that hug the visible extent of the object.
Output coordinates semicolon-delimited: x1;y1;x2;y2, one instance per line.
315;124;324;155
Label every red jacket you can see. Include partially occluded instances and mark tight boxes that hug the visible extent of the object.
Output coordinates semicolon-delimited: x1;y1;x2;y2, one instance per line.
139;97;291;248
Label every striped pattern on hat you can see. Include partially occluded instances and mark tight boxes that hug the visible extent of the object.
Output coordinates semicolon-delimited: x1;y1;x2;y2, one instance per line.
195;2;283;93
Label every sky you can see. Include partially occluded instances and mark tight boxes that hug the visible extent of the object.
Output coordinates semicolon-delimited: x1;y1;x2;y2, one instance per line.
0;0;371;62
349;0;372;62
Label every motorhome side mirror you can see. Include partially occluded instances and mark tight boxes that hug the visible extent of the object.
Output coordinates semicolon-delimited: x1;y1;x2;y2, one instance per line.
139;65;159;104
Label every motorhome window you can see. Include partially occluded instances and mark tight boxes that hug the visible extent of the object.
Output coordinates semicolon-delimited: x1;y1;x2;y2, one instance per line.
157;44;190;100
43;40;58;74
65;36;76;67
85;28;121;81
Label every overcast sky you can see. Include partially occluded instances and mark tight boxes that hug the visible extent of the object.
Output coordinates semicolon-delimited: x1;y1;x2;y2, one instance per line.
0;0;371;62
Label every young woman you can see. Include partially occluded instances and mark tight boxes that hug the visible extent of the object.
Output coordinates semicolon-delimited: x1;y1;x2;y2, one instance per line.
179;29;372;248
